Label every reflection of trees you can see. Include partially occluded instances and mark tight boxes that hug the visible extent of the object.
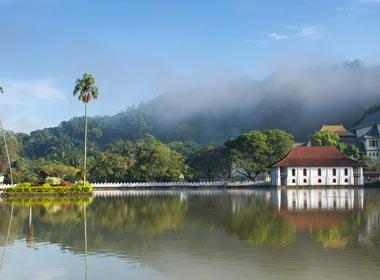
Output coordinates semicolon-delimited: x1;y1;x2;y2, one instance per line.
90;196;186;235
0;195;295;253
185;195;295;246
2;193;376;256
313;211;365;250
0;204;13;270
227;203;294;246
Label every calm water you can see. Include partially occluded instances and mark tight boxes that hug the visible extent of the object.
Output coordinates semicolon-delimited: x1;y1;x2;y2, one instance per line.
0;188;379;280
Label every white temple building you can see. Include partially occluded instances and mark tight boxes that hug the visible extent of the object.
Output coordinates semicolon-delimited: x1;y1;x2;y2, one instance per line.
271;146;364;187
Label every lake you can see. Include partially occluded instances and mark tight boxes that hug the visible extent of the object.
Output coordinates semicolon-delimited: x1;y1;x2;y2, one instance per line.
0;188;379;280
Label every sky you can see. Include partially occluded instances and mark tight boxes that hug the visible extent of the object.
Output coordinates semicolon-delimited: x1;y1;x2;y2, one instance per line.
0;0;380;132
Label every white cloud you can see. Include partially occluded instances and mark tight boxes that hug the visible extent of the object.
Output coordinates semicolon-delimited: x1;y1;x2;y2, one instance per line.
1;78;65;100
268;33;288;40
297;26;324;39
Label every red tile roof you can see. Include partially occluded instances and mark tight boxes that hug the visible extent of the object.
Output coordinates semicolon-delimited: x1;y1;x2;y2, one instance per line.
273;146;362;167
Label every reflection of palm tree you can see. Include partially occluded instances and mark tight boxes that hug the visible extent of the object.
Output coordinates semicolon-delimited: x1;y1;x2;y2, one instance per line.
83;203;88;280
26;205;33;248
0;203;14;270
0;87;14;185
73;74;99;187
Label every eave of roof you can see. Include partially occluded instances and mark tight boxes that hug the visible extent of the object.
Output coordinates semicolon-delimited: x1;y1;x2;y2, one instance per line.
273;146;362;167
320;124;355;137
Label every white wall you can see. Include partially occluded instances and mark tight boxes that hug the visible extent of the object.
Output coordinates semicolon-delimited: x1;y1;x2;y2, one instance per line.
271;167;280;186
364;138;380;160
271;166;364;186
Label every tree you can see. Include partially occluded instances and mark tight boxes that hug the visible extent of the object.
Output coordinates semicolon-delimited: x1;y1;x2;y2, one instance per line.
0;87;14;184
167;141;201;158
131;135;188;181
37;161;78;182
344;144;360;160
310;130;342;147
310;130;361;159
73;74;99;185
89;139;138;182
225;130;294;181
187;146;229;181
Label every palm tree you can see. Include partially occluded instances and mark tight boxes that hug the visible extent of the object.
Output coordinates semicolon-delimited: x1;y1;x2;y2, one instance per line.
0;87;14;185
73;74;99;186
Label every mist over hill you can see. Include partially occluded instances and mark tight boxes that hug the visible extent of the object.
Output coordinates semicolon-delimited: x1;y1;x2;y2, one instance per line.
18;60;380;157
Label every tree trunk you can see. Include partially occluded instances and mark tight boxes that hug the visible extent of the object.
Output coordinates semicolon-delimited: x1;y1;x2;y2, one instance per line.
83;103;88;187
0;120;13;185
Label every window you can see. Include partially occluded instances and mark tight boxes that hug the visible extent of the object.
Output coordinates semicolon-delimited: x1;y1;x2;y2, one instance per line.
292;169;296;176
344;168;348;176
292;179;295;183
333;178;336;183
318;179;322;183
344;178;348;183
333;168;336;176
318;168;322;176
369;139;378;147
303;169;307;176
303;178;307;183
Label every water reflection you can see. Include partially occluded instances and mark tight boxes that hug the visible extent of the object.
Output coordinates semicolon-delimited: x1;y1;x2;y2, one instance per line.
0;188;379;280
274;188;364;211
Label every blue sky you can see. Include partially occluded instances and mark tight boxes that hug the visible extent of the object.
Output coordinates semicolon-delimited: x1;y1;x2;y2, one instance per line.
0;0;380;132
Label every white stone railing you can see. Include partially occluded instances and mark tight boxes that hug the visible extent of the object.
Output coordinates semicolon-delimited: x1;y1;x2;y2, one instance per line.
0;184;16;190
92;180;268;188
0;180;269;191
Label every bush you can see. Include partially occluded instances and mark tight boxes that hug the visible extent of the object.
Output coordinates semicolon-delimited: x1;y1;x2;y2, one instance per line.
2;181;93;196
45;177;61;186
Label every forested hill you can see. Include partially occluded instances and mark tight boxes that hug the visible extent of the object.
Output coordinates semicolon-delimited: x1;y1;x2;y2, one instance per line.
12;60;380;159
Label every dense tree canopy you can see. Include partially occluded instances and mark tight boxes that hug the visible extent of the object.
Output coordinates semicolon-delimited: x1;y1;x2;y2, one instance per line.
310;130;360;160
225;130;294;181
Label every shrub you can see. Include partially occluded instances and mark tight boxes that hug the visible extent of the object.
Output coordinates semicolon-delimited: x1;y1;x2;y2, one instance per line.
45;177;61;186
2;181;93;196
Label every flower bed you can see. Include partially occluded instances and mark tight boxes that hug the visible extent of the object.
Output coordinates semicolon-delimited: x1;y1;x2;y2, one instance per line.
1;182;93;198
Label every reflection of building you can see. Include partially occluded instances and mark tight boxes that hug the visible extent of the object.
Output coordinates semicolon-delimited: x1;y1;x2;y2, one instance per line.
271;146;364;186
274;188;364;250
359;210;380;243
273;188;364;211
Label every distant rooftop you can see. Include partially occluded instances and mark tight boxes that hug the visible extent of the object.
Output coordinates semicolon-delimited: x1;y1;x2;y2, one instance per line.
352;111;380;130
320;124;354;137
273;146;362;167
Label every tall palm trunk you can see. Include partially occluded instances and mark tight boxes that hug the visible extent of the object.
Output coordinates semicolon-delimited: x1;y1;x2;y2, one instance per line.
83;103;88;187
0;120;13;185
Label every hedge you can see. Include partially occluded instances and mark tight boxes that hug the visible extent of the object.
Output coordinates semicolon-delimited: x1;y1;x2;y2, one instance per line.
2;182;93;196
